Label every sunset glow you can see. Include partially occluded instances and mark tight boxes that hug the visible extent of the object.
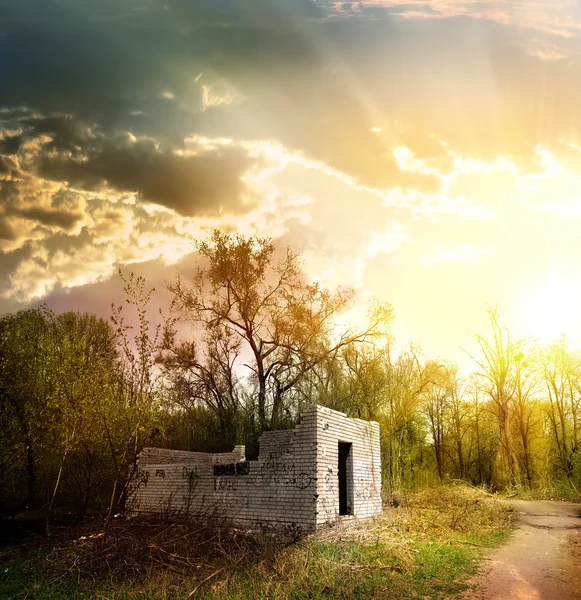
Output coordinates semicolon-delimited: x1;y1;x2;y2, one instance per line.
2;0;581;364
514;271;581;344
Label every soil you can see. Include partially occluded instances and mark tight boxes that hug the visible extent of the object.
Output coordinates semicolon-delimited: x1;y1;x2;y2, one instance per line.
463;499;581;600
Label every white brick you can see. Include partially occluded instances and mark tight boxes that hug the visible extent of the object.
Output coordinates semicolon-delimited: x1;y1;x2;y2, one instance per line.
128;405;382;531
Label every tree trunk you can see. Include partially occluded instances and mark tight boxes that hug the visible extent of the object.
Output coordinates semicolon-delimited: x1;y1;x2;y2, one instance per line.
25;434;36;506
15;408;37;507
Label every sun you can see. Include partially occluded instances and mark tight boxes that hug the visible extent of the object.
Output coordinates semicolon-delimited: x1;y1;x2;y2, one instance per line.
514;271;581;344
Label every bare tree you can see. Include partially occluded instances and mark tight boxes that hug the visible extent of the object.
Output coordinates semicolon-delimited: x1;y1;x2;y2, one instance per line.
423;363;454;482
382;345;435;491
164;231;386;433
536;336;581;492
468;307;529;490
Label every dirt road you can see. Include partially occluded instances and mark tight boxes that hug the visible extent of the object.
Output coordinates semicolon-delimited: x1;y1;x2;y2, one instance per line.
464;499;581;600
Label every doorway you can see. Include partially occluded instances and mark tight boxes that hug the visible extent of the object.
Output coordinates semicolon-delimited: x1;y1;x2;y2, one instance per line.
338;442;353;516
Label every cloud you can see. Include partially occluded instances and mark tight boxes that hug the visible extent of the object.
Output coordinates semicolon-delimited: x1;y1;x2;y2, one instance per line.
0;113;258;218
3;0;581;193
0;217;17;241
422;244;490;264
12;206;84;231
39;139;256;217
201;84;240;112
0;136;22;155
1;2;581;295
165;0;322;27
0;130;414;304
0;125;267;304
0;107;266;304
0;157;15;175
327;0;581;42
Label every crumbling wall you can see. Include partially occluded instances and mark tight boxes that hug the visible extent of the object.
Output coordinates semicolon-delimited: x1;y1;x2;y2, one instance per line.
314;406;382;526
128;409;319;529
127;446;246;516
128;405;381;530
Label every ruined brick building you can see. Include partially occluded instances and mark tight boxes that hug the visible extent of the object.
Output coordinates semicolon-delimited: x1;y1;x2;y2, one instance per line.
128;405;382;530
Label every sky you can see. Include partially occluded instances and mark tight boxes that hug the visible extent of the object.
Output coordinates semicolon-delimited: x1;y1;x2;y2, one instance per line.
2;0;581;370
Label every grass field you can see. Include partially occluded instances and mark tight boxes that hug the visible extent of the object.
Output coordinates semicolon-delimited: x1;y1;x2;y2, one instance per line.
0;484;513;600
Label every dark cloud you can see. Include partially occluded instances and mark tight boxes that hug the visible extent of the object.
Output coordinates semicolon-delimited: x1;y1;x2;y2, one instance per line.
0;217;17;241
0;157;13;174
0;154;19;179
0;116;93;166
166;0;321;27
39;227;95;260
1;0;581;197
0;136;22;155
0;245;33;298
0;1;191;128
39;137;255;217
0;171;84;235
14;207;83;231
0;109;257;217
20;116;91;153
0;179;19;201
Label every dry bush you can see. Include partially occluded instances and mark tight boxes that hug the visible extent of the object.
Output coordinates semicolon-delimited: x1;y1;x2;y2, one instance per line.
43;513;297;586
318;483;510;547
2;485;514;599
405;483;508;534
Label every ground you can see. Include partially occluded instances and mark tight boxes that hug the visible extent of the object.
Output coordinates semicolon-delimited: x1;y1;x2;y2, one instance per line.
0;485;511;599
463;499;581;600
8;488;580;599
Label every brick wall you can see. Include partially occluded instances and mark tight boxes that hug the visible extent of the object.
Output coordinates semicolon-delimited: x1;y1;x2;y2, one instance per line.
314;405;382;526
128;405;381;530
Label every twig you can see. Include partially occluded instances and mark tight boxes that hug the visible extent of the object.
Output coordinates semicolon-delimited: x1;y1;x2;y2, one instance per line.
185;567;226;599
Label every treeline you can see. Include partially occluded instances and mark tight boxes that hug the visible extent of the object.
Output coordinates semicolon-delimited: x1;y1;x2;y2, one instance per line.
0;293;161;517
1;231;580;517
324;323;581;497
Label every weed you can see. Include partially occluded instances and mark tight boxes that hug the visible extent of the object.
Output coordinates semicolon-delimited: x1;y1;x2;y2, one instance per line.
0;484;513;600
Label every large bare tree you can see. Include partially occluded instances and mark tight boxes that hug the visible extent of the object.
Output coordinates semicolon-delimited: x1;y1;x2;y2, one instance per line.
468;307;531;490
162;230;386;434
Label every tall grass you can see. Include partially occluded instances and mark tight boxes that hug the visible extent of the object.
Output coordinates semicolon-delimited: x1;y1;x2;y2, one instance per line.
0;484;513;600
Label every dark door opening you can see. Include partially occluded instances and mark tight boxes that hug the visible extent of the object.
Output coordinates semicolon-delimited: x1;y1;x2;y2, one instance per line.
338;442;353;516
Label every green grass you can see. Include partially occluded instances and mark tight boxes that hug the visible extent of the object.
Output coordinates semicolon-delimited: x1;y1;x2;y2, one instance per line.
1;551;91;599
0;485;514;600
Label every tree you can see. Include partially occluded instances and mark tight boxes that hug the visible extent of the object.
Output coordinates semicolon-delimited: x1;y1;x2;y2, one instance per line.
509;350;539;488
0;308;124;515
423;363;455;482
464;374;495;486
381;345;434;491
468;307;530;490
45;311;120;519
536;336;581;493
0;308;54;507
446;372;473;480
108;269;165;519
163;231;386;437
159;322;243;448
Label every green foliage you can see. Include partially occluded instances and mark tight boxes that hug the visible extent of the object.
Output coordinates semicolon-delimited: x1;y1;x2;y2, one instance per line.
0;271;165;517
0;308;123;513
2;234;581;521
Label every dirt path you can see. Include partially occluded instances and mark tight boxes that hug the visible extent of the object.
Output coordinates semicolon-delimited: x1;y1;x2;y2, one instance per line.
463;499;581;600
